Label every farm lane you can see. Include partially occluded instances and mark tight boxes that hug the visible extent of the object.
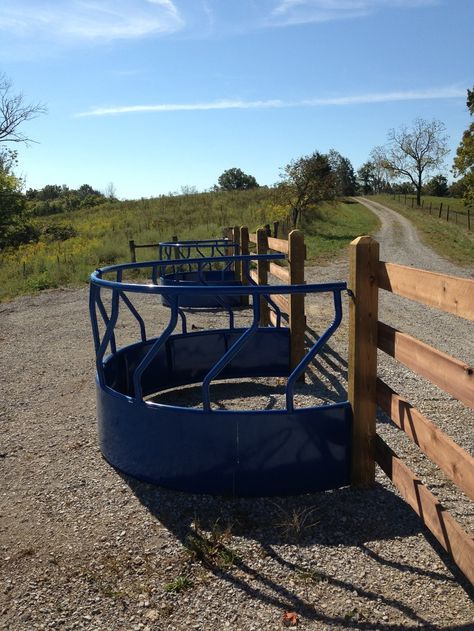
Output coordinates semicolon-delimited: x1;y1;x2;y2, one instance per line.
355;196;474;278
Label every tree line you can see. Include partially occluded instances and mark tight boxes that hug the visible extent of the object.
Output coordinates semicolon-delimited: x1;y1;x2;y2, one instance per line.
1;70;473;248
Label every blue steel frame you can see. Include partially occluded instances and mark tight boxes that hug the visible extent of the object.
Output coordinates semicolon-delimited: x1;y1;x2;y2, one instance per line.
158;239;241;309
89;254;352;496
158;238;238;263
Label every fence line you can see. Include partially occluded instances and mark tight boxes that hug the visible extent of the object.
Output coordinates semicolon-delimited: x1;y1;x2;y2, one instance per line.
224;226;307;374
390;194;472;230
348;236;474;584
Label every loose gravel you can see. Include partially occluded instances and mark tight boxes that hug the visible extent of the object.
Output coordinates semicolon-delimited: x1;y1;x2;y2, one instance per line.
1;198;473;630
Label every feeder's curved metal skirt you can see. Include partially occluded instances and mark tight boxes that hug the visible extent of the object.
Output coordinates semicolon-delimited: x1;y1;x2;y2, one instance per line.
96;328;352;496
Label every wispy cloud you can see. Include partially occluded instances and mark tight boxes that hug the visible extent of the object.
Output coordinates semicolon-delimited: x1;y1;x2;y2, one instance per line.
76;86;465;117
0;0;183;42
268;0;438;27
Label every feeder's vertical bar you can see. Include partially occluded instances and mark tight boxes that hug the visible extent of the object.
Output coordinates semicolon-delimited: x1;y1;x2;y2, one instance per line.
289;229;306;379
89;283;101;354
348;236;379;488
240;226;250;306
256;228;270;326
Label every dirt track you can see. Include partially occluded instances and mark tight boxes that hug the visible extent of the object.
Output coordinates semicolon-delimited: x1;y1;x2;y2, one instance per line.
1;200;473;630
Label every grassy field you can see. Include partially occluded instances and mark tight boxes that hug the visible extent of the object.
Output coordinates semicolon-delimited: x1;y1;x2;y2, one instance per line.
0;189;379;302
372;194;474;266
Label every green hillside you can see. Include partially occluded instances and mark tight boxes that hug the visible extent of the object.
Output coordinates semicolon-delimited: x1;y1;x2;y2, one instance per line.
0;189;378;302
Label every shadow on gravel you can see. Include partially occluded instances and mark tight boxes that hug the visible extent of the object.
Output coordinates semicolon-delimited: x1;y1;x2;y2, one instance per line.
121;474;473;628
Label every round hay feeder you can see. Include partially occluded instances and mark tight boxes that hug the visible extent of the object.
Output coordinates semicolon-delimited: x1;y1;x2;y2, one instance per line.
89;255;352;497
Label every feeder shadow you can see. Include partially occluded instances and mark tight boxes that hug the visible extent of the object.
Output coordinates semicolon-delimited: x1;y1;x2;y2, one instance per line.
120;473;473;628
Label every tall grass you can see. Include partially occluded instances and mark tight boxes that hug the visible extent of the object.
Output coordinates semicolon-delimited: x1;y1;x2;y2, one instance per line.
0;189;378;302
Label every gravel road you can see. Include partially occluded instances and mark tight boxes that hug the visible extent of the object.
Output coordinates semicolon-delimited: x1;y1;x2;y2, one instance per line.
1;199;473;630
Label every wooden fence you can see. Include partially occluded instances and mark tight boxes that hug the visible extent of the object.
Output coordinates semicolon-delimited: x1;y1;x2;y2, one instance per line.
348;235;474;584
224;225;306;373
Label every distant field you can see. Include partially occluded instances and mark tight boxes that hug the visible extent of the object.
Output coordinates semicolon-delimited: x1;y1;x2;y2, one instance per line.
0;190;378;302
372;194;474;266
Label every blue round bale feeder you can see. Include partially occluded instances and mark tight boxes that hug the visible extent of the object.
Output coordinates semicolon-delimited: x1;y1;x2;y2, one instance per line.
89;254;352;497
158;238;242;309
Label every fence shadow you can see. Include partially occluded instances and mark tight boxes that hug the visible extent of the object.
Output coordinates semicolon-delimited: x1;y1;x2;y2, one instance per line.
120;474;473;628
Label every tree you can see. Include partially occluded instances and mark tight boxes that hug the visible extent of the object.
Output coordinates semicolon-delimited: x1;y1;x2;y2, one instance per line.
0;73;47;144
380;118;449;206
357;161;374;195
328;150;357;196
218;168;259;191
424;174;449;197
277;151;334;227
453;87;474;206
0;153;38;248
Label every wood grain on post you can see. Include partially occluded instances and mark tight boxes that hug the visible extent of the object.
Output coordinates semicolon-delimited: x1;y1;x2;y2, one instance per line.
256;228;270;326
348;236;380;487
240;226;250;306
289;230;306;374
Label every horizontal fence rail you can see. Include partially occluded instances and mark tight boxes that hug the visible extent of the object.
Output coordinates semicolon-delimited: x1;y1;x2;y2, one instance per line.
375;435;474;584
377;321;474;409
377;262;474;320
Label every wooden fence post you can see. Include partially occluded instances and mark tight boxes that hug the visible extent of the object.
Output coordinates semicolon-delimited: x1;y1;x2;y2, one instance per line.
240;226;250;306
232;225;241;282
468;207;471;231
446;205;450;222
289;230;306;375
129;239;136;263
348;236;379;487
256;228;270;326
438;203;443;218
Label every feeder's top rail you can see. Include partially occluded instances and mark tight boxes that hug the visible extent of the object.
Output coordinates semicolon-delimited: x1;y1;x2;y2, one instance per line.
159;238;235;247
90;254;347;296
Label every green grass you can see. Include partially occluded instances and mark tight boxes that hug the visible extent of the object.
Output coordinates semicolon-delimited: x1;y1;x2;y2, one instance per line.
372;194;474;266
0;190;379;302
164;575;193;593
301;199;380;261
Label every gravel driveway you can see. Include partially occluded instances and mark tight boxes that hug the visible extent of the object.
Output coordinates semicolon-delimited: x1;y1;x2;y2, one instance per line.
1;199;473;630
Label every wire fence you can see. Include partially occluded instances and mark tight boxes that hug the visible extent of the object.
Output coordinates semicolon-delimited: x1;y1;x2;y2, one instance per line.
390;194;472;230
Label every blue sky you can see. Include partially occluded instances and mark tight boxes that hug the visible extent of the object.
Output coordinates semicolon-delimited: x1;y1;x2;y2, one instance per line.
1;0;473;199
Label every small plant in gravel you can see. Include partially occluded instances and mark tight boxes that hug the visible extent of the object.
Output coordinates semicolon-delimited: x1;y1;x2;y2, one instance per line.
185;518;237;569
164;575;193;593
295;566;326;584
271;503;320;541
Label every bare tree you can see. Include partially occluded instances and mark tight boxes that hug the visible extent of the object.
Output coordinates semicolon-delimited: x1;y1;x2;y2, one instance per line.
0;73;47;144
369;146;392;193
380;118;449;206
